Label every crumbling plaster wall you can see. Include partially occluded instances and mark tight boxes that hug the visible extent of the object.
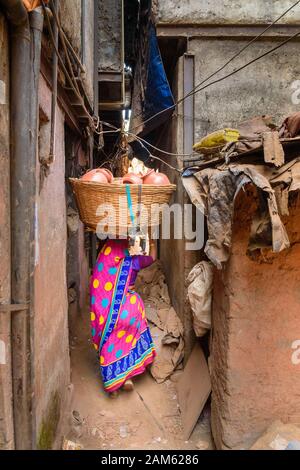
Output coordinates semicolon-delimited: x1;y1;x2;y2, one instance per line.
33;76;71;449
97;0;123;72
155;0;300;24
189;37;300;139
211;189;300;450
82;0;95;103
60;0;82;53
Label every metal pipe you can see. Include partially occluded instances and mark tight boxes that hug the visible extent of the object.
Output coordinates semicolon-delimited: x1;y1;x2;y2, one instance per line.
0;0;28;27
0;4;15;449
0;0;44;449
81;0;86;72
28;7;44;450
0;0;32;450
49;0;58;162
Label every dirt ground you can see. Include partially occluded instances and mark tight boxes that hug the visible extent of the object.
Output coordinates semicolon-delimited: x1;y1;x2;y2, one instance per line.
67;309;213;451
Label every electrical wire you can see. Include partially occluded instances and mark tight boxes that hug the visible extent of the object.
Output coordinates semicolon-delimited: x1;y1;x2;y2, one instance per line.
50;1;81;97
98;3;300;167
42;0;99;131
181;0;300;103
129;0;300;133
133;136;183;173
126;132;196;158
186;28;300;101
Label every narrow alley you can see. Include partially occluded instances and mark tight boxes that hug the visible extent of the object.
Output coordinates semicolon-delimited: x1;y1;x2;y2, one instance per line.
1;0;300;458
68;294;212;451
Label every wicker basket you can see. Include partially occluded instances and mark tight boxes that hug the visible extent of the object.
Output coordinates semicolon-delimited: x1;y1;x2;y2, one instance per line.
69;178;176;236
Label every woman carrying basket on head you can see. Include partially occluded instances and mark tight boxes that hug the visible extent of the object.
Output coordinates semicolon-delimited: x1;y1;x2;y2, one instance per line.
90;237;157;395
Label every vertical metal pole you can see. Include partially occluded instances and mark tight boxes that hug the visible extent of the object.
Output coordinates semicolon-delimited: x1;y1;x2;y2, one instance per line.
10;10;32;451
28;7;44;449
81;0;86;67
49;0;59;162
10;4;43;449
91;0;99;266
183;53;195;164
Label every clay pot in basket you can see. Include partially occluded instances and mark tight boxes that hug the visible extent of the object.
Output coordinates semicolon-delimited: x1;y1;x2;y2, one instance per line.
122;173;143;184
81;169;108;183
98;168;114;183
143;170;170;185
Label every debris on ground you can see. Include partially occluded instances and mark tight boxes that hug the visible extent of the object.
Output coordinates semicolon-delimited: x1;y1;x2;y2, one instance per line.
250;420;300;450
286;440;300;450
196;439;210;450
68;264;214;451
136;261;184;383
62;439;83;450
119;424;129;439
69;327;214;451
177;343;211;440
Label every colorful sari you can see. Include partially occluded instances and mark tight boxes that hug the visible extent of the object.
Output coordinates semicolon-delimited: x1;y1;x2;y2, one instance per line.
90;239;156;393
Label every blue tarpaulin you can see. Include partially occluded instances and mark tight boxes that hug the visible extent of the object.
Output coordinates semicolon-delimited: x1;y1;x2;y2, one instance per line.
129;23;175;164
143;24;175;127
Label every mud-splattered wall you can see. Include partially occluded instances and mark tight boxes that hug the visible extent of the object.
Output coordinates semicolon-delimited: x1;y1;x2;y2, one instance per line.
211;189;300;449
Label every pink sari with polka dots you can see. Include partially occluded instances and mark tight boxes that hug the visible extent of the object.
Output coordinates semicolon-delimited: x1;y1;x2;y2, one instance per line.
90;239;156;393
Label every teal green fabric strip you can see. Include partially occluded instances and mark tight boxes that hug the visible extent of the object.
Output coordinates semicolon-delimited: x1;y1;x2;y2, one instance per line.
125;184;136;227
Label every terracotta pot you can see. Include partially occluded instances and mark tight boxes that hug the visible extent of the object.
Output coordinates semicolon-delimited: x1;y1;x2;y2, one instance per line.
81;169;108;183
143;170;170;185
122;173;143;185
143;169;155;178
97;168;114;183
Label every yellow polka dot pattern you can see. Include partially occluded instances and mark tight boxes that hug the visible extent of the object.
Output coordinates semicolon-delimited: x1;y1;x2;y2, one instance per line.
104;282;113;291
132;338;137;348
117;330;126;339
126;334;133;344
93;279;99;289
99;315;104;325
90;312;96;321
100;356;105;365
104;246;112;256
130;296;137;305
